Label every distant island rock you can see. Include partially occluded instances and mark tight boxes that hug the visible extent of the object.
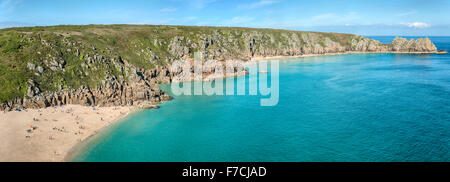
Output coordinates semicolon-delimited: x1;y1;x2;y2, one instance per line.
0;25;441;111
391;36;437;52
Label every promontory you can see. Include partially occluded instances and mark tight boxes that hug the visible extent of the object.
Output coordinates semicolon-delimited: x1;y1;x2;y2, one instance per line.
0;25;440;111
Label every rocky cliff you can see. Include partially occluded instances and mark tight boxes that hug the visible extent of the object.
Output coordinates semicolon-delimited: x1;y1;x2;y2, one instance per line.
0;25;439;111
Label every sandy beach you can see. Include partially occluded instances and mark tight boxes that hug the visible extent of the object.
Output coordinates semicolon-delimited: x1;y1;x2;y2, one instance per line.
0;51;445;162
0;105;134;162
250;51;445;62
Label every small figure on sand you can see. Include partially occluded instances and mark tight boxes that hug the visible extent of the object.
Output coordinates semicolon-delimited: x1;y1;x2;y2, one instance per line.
27;125;38;133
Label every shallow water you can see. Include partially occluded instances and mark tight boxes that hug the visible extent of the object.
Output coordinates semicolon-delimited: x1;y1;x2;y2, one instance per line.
73;37;450;162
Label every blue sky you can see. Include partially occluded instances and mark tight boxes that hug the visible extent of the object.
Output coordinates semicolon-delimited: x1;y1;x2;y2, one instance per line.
0;0;449;35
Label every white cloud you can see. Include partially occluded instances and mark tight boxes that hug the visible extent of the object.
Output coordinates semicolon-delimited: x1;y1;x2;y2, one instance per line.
401;22;431;28
160;7;177;12
238;0;280;10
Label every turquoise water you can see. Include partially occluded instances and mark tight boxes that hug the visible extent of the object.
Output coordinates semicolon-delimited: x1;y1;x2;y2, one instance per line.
73;37;450;162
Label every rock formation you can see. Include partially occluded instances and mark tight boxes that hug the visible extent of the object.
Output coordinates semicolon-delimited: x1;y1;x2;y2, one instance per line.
0;25;441;111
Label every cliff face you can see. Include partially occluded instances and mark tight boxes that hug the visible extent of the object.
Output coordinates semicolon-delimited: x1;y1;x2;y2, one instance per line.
10;65;172;110
391;37;437;52
0;25;439;111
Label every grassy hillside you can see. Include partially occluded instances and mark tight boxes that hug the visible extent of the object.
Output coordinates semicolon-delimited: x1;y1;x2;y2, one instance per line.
0;25;370;103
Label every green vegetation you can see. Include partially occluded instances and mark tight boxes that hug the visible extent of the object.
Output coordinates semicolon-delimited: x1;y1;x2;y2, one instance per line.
0;24;360;103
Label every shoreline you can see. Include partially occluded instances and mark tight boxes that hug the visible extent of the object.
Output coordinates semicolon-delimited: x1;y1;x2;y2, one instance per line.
0;50;445;162
63;107;142;162
249;51;447;62
56;50;450;162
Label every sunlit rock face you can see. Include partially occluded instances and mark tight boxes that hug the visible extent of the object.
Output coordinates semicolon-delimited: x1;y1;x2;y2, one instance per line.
0;25;438;111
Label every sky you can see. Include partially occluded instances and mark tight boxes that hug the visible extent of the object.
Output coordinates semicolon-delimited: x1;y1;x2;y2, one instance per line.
0;0;449;36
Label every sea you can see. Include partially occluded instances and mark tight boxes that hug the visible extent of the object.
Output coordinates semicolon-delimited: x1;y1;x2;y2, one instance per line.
71;36;450;162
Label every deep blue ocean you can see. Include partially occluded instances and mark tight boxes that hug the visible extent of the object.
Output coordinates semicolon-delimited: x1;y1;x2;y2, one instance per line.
72;36;450;162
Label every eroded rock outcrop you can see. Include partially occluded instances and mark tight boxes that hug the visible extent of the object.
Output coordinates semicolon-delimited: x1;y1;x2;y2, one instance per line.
391;37;437;52
1;66;173;111
0;25;440;111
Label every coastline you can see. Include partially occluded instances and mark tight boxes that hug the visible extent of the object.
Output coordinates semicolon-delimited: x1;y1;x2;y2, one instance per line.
53;50;450;161
0;50;445;162
62;107;142;162
249;51;447;62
